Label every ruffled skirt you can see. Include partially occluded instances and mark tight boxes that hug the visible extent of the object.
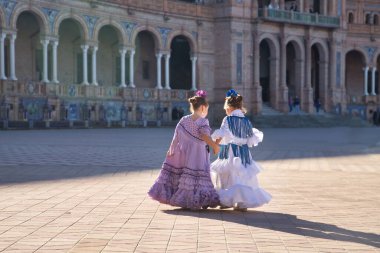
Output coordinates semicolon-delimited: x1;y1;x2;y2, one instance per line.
148;163;220;209
211;156;271;208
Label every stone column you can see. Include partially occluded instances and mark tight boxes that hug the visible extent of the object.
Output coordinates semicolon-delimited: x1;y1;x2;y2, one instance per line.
252;35;262;114
363;66;369;96
52;40;59;83
129;49;135;88
91;46;98;86
156;52;163;89
0;33;6;80
164;54;171;89
190;56;197;91
329;39;337;89
9;34;17;80
304;0;310;12
328;0;336;16
81;45;89;85
41;39;50;83
279;37;289;112
119;48;127;87
279;0;285;9
303;38;313;113
371;67;377;95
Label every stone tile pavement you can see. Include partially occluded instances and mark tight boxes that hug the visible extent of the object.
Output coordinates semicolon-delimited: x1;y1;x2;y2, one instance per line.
0;127;379;253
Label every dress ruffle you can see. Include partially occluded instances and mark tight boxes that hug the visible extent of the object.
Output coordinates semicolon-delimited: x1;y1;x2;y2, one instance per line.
217;184;272;208
149;163;219;209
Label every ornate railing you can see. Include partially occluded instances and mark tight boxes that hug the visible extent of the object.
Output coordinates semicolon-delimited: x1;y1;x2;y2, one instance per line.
258;8;340;28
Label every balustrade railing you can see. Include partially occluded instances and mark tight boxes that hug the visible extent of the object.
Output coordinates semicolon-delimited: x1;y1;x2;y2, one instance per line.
258;8;340;28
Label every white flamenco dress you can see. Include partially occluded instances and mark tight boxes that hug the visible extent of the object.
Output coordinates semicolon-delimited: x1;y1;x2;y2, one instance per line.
210;109;272;208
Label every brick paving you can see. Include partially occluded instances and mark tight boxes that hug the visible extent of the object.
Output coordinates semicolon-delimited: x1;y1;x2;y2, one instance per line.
0;127;379;253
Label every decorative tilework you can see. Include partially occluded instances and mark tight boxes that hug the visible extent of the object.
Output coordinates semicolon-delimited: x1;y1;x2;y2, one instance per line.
336;52;341;88
122;21;137;42
364;46;377;62
42;7;59;33
83;15;99;38
157;27;172;47
236;43;243;85
0;0;17;26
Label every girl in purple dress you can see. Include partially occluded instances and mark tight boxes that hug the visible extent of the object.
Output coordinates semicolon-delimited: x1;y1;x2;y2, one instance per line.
148;90;220;210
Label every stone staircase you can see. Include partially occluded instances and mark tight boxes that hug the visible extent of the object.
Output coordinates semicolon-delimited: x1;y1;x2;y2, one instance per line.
252;104;372;128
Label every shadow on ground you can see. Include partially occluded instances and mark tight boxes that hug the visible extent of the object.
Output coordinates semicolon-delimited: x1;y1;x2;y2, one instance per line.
164;209;380;249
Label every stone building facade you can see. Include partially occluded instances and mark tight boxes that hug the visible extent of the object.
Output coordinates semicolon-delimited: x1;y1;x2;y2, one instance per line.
0;0;379;127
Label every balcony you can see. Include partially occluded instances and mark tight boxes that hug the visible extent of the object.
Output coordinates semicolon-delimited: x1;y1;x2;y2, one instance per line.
258;8;340;28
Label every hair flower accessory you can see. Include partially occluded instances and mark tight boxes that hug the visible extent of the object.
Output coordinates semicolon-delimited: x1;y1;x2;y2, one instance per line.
196;90;207;98
226;89;238;97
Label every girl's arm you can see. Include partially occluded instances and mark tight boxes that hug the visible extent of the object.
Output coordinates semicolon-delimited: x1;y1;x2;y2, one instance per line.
201;134;220;155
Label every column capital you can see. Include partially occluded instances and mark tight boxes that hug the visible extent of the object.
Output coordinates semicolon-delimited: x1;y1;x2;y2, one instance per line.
119;48;127;55
0;33;6;40
9;33;16;40
92;46;98;52
51;40;59;47
156;52;163;58
81;45;89;51
40;39;50;45
190;56;198;61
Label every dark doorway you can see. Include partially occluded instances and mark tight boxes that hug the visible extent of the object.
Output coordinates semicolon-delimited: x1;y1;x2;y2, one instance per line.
170;36;191;90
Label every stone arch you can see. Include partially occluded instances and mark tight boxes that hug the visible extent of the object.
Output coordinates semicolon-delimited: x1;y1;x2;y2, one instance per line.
365;12;371;24
54;13;89;41
166;30;197;53
311;40;329;112
285;37;305;110
0;8;6;27
259;33;281;109
345;49;367;102
373;50;380;66
131;25;162;50
311;38;329;62
259;33;280;57
374;13;379;26
347;11;354;24
285;36;305;59
10;5;49;35
344;47;370;66
93;19;127;46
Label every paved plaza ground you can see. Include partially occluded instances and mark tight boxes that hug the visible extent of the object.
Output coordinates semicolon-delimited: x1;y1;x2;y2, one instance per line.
0;127;379;253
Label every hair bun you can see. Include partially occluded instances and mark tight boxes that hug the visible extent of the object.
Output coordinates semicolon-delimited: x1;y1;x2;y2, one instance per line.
236;95;243;103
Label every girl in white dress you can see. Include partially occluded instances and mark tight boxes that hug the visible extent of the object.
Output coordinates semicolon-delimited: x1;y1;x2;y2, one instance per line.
210;89;272;211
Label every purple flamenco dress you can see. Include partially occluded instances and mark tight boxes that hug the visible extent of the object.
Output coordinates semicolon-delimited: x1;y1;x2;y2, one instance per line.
148;115;220;209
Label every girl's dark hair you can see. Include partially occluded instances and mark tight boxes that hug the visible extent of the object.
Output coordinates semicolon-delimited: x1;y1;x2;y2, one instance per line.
225;94;246;113
188;96;208;112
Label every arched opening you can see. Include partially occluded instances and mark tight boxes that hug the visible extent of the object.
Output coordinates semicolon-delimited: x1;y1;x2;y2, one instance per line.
15;11;42;81
258;0;270;8
98;25;120;86
260;40;271;103
311;43;329;112
311;0;321;14
348;12;354;24
170;35;192;90
345;50;366;103
374;14;379;26
311;45;320;101
365;13;371;25
135;31;157;88
286;42;302;99
58;19;84;84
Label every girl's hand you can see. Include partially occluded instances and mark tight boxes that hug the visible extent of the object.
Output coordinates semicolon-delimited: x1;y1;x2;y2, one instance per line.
216;138;222;144
213;144;220;155
167;150;173;157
